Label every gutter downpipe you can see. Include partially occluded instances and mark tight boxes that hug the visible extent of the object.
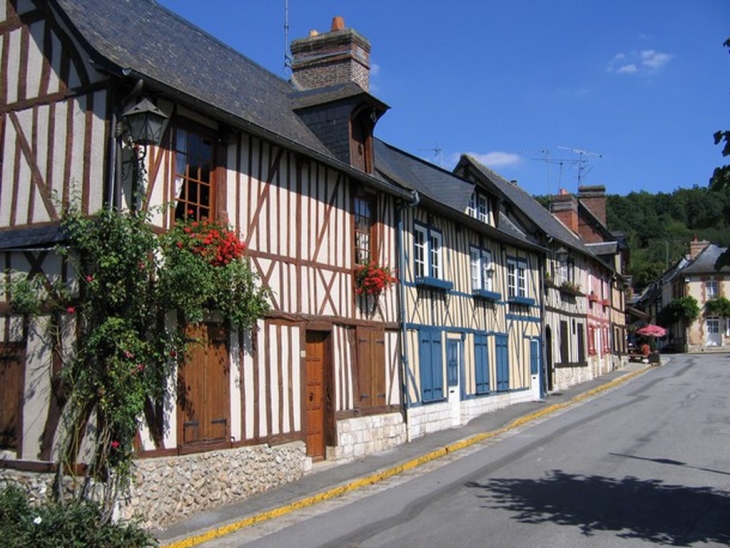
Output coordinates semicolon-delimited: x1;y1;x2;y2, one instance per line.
397;189;420;442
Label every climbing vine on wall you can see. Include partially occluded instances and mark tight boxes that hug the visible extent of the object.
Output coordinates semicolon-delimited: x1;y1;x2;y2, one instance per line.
6;203;269;519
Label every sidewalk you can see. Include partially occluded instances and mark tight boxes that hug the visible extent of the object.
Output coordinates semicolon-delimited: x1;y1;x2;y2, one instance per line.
155;361;652;548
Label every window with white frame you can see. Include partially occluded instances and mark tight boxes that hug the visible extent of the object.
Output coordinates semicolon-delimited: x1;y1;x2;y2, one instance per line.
470;247;494;291
466;192;490;224
466;193;477;218
414;224;444;280
507;259;527;298
430;231;443;279
414;225;427;278
706;279;718;299
477;195;490;223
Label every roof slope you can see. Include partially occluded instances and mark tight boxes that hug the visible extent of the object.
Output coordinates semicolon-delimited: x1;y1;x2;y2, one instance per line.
52;0;332;157
374;140;540;250
682;244;730;275
458;155;595;256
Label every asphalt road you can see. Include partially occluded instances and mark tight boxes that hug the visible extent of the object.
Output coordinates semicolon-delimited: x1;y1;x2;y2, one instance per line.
214;353;730;547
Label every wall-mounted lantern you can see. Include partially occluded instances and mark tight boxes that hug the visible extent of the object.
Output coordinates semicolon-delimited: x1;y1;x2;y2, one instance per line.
121;97;168;147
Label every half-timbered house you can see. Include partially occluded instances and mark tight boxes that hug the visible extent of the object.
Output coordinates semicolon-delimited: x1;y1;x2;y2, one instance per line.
454;157;624;392
374;142;544;439
1;0;415;525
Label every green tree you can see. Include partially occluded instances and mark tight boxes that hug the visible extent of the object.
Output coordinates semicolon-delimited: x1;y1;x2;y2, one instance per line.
710;37;730;191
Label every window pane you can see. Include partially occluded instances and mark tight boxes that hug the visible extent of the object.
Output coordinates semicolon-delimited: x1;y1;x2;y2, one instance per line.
430;232;441;279
173;127;214;221
470;248;480;289
414;228;426;278
354;197;374;265
482;251;493;291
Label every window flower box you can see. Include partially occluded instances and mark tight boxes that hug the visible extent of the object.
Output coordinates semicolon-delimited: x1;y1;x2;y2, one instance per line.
415;276;453;291
559;281;582;296
354;262;398;297
602;299;610;307
588;292;599;302
473;289;501;301
508;295;535;307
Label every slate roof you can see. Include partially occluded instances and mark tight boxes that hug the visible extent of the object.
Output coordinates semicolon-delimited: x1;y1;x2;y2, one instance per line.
682;244;730;274
374;140;542;251
49;0;416;201
457;155;596;257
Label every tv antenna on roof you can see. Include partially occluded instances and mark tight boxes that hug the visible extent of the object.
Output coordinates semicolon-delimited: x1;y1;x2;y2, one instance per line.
522;148;578;197
558;146;602;186
284;0;292;73
419;143;443;167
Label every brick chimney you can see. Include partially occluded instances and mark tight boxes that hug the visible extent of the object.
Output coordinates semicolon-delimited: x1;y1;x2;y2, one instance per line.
578;184;606;226
550;189;579;234
290;16;372;92
689;236;710;259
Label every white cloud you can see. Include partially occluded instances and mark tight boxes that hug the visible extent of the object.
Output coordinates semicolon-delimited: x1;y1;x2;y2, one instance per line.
607;48;672;75
458;151;521;167
640;50;672;71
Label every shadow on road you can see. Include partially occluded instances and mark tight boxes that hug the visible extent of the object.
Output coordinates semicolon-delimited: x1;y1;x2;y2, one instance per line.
468;470;730;546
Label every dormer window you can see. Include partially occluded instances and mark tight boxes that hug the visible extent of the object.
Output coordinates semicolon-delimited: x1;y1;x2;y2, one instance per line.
350;106;374;173
467;191;490;224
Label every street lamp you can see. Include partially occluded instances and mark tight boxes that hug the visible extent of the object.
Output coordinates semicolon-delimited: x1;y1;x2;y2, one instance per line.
555;247;569;263
120;97;168;210
121;97;168;148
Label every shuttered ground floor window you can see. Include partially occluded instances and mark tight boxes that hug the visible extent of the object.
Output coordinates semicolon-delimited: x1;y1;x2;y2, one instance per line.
178;323;230;447
419;328;444;403
356;326;386;410
0;343;24;454
474;334;489;394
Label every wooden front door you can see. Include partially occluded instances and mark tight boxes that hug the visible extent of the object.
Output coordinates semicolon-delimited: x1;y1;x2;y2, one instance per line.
305;331;328;460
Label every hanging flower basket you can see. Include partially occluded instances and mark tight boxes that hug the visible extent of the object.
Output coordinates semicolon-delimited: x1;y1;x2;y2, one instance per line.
354;262;398;297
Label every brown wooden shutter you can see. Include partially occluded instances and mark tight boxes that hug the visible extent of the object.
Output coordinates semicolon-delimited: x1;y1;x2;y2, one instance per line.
355;326;386;410
0;343;25;451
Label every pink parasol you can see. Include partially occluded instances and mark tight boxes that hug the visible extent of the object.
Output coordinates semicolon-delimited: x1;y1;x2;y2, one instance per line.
636;324;666;337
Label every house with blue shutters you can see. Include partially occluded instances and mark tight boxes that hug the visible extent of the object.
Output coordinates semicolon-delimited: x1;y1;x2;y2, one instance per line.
455;157;627;392
374;141;544;439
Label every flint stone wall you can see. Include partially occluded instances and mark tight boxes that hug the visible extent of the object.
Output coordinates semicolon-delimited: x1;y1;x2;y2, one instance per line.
1;440;308;530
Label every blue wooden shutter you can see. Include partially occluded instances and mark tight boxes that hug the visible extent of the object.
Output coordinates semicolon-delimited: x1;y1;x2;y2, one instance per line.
431;331;443;401
530;339;540;375
419;329;433;402
474;334;489;394
419;329;443;402
446;340;459;387
496;335;509;392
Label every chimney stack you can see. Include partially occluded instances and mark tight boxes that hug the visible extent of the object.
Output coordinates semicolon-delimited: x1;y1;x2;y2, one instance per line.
290;16;372;92
578;184;607;226
689;236;710;259
550;189;579;235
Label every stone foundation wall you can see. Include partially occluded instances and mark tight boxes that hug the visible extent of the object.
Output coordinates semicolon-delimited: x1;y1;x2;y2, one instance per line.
328;412;406;461
405;401;459;441
123;442;308;528
553;366;593;392
461;390;532;425
1;441;308;530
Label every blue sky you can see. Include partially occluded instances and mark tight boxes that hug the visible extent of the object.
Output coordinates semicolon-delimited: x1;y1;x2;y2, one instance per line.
157;1;730;197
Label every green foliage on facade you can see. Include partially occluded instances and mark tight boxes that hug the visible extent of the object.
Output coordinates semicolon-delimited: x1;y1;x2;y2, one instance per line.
4;204;269;521
658;296;701;326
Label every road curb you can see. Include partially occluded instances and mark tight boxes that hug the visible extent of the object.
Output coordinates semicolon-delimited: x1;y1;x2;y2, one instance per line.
160;365;651;548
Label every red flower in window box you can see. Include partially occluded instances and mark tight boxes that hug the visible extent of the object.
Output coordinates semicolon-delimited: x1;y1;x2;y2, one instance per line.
172;217;246;267
602;298;610;307
354;262;398;296
588;292;599;302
